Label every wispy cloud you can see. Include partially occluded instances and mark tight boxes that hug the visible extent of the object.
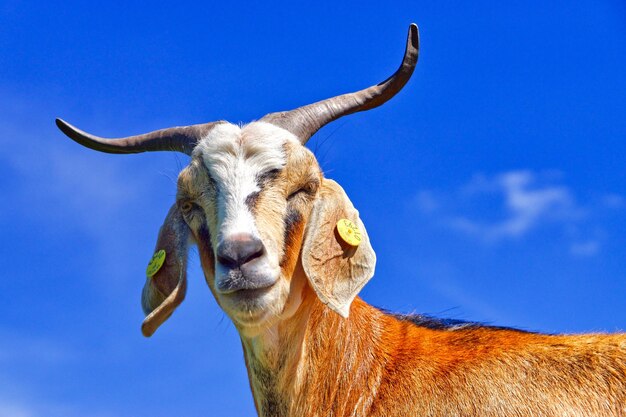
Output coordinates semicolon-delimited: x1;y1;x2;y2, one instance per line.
414;170;623;256
0;402;33;417
0;330;78;366
0;120;140;237
602;193;626;210
414;261;512;324
0;397;118;417
449;171;581;241
0;91;184;289
569;240;601;257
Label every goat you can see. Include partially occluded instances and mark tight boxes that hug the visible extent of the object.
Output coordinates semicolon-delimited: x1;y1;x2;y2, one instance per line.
56;24;625;417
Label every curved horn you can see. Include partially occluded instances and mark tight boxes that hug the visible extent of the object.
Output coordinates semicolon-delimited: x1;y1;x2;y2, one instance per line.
260;23;419;144
55;118;223;155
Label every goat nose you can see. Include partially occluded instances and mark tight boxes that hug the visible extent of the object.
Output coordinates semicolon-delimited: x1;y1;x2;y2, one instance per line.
217;234;265;268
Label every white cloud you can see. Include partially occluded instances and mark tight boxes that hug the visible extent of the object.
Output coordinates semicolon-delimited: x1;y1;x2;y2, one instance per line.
0;90;187;283
414;170;616;255
0;398;118;417
569;240;601;257
0;124;139;237
603;193;626;210
0;402;34;417
450;171;581;241
0;331;77;365
413;190;439;213
0;90;179;236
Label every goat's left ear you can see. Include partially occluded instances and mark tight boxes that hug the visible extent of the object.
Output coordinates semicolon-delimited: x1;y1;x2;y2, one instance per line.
302;179;376;318
141;204;190;337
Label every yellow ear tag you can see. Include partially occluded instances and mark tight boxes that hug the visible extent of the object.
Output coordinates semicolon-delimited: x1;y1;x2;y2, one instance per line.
336;219;362;247
146;249;166;277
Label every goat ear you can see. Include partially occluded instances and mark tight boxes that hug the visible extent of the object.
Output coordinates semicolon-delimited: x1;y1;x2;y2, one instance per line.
141;204;190;337
302;179;376;318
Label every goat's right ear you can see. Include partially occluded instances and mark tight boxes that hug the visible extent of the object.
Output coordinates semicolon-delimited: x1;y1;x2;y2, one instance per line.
302;179;376;318
141;204;190;337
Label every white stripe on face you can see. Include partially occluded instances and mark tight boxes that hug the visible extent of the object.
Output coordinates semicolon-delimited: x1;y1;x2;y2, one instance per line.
193;122;298;243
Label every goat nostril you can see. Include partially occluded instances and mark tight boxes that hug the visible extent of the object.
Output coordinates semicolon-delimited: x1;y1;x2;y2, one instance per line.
217;236;265;268
217;253;238;268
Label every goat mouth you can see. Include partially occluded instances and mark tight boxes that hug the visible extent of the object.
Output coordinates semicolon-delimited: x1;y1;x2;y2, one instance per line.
214;267;281;319
220;283;278;322
215;267;278;295
223;285;275;300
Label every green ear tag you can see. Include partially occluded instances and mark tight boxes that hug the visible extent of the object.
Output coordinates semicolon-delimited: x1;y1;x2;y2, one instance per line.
146;249;166;277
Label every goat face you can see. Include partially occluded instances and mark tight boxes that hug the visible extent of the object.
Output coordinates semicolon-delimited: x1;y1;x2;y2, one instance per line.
55;24;419;337
178;122;322;334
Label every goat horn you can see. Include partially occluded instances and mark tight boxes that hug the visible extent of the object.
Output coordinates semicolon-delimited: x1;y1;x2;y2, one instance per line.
260;23;419;144
55;118;223;155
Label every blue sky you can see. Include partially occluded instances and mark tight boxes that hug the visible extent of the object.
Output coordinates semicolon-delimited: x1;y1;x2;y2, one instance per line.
1;1;625;416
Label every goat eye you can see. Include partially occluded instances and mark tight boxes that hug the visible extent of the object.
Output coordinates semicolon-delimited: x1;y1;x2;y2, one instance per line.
180;201;194;214
304;181;318;194
286;189;303;201
287;181;318;201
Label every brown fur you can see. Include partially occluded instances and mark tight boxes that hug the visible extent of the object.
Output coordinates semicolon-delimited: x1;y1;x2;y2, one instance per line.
242;277;626;417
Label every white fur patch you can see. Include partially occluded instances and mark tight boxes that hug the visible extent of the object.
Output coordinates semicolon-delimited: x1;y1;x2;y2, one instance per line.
193;122;298;243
